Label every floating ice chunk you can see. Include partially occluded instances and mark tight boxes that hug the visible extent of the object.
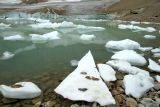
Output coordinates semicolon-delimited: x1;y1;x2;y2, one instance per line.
153;53;160;57
111;50;147;66
29;22;56;28
29;31;60;42
28;18;50;23
151;48;160;53
97;64;116;82
80;34;96;41
123;73;154;99
70;60;79;67
159;59;160;63
118;24;156;32
155;75;160;82
106;60;149;75
148;59;160;73
0;82;41;99
144;35;156;39
55;51;115;106
0;51;15;60
130;21;140;24
4;35;24;41
76;25;105;33
0;23;11;29
58;21;76;28
105;39;140;50
138;47;153;52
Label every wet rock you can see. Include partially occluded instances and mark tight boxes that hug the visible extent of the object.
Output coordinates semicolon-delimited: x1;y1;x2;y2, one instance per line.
92;102;97;107
54;104;61;107
2;98;18;104
126;98;137;107
153;83;160;91
115;80;123;87
130;8;145;14
112;90;119;96
116;73;124;80
32;98;42;105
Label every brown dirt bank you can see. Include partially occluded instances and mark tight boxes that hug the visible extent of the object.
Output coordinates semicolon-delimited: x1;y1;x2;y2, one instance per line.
105;0;160;22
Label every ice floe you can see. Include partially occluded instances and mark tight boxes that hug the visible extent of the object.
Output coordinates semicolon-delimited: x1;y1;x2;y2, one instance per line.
106;60;149;76
148;59;160;73
29;22;56;29
0;23;11;29
151;48;160;53
111;50;147;66
0;51;15;60
105;39;140;50
0;82;41;99
118;24;156;32
76;25;105;33
3;35;24;41
153;53;160;58
155;75;160;82
29;31;60;43
138;47;153;52
97;64;116;82
123;73;154;99
80;34;96;41
70;60;79;67
144;35;156;39
55;51;115;106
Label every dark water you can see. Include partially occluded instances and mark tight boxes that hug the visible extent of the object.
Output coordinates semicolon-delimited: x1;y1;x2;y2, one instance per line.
0;13;160;85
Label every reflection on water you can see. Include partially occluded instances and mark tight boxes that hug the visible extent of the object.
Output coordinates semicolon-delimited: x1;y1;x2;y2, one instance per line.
0;12;160;85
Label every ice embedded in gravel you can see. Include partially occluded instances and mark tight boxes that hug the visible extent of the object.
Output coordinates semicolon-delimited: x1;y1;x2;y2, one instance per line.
123;73;154;99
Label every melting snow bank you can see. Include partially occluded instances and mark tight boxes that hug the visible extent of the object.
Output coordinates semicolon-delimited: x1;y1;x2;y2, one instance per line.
118;24;156;32
97;64;116;82
29;31;60;43
144;35;156;39
123;73;154;99
148;59;160;73
4;35;24;41
0;51;15;60
155;75;160;82
80;34;96;41
106;60;149;76
0;82;41;99
0;23;11;29
111;50;147;66
55;51;115;106
105;39;140;50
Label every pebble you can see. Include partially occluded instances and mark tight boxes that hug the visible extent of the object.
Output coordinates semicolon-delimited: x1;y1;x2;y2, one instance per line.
2;98;18;104
153;83;160;91
46;101;56;107
138;104;145;107
70;104;79;107
115;95;123;104
126;98;137;107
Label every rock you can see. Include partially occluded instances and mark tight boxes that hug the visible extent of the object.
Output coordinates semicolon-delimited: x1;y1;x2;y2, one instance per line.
2;98;18;104
112;90;119;96
115;80;123;87
54;104;61;107
141;98;159;107
32;98;42;105
46;101;56;107
115;95;123;104
70;104;79;107
130;8;145;14
92;102;97;107
126;98;137;107
153;83;160;91
138;104;145;107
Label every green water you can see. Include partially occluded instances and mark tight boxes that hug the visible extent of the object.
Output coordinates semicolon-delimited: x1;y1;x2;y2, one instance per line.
0;13;160;85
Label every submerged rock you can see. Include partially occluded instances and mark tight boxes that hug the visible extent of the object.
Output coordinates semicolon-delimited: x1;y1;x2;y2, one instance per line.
123;73;154;99
148;59;160;73
54;51;115;106
105;39;140;50
97;64;116;82
0;82;41;99
111;50;147;66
